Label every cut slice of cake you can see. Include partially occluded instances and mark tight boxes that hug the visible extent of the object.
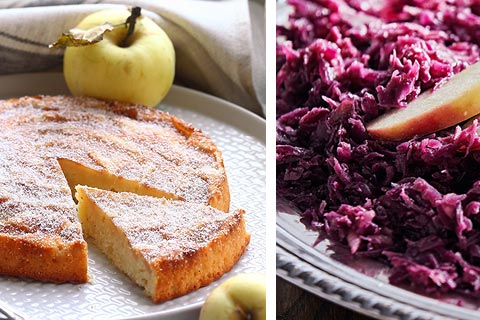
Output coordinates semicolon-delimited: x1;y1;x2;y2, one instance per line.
75;186;250;303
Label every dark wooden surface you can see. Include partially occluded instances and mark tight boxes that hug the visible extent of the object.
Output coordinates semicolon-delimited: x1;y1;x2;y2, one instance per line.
276;276;375;320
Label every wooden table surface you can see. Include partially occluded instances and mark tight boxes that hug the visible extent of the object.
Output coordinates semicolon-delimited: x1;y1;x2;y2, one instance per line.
276;276;375;319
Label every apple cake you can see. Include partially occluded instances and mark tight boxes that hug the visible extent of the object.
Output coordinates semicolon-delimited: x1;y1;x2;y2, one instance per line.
76;186;250;303
0;95;234;285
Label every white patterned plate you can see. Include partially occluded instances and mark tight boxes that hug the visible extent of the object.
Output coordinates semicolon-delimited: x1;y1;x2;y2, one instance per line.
0;73;266;320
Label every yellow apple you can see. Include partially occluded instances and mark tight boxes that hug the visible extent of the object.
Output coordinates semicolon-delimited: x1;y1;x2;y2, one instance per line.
63;8;175;107
199;273;266;320
367;61;480;140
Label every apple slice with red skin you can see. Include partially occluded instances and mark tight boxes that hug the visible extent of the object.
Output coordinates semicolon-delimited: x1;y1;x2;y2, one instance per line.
367;61;480;141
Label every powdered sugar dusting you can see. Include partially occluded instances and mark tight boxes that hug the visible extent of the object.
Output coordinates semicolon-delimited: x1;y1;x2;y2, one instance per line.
81;187;242;262
0;95;226;243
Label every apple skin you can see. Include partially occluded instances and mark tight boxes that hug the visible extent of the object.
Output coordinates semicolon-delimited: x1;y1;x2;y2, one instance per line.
64;9;175;107
199;273;266;320
367;61;480;141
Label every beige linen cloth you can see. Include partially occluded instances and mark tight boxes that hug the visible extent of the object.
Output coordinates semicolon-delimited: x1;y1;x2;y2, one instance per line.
0;0;265;115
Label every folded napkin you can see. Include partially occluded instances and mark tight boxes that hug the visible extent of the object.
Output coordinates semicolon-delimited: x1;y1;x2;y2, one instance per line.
0;0;265;115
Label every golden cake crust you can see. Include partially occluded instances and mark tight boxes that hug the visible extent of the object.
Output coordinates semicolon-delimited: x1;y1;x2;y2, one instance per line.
0;95;230;283
0;234;88;283
149;210;249;303
76;186;250;303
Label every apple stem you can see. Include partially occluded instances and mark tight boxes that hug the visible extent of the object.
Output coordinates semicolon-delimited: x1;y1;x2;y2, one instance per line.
120;6;141;47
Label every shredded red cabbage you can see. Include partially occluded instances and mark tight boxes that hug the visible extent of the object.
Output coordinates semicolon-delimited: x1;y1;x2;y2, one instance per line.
277;0;480;298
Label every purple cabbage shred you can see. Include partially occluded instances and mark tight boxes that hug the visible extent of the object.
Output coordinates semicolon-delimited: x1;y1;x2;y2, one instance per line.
277;0;480;297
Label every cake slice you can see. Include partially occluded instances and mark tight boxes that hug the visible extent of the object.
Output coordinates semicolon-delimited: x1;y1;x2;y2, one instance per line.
75;186;250;303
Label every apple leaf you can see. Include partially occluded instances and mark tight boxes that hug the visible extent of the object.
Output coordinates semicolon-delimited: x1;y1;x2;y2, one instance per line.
49;23;117;49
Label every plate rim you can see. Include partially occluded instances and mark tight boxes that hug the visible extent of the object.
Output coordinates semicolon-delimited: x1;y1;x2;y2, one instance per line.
277;206;480;320
277;245;437;320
